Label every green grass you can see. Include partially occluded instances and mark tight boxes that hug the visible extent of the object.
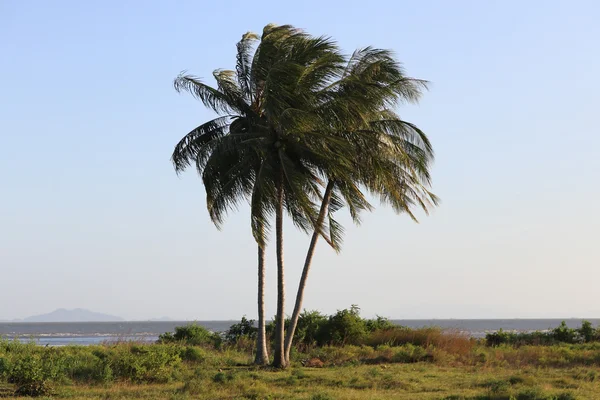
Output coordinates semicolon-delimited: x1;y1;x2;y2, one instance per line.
1;338;599;399
1;363;598;399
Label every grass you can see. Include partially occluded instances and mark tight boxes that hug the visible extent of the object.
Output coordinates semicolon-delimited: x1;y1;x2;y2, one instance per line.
1;331;600;399
1;363;598;399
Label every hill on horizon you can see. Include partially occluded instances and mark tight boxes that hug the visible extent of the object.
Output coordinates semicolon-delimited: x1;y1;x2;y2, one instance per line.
22;308;124;322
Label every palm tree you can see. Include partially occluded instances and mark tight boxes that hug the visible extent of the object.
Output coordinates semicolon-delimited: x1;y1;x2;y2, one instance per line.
171;25;358;368
172;24;437;368
282;49;438;363
171;30;273;365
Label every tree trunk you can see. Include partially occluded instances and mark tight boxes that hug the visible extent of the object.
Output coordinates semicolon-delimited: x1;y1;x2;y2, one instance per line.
284;180;335;363
254;242;269;365
272;169;287;368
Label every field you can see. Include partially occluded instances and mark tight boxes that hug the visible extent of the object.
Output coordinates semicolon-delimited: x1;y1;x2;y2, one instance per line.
6;363;598;400
1;339;600;399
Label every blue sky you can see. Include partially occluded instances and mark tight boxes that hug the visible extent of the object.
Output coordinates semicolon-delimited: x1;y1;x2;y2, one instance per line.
1;0;598;320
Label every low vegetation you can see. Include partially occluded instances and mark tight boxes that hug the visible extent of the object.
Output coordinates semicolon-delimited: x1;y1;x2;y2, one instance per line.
486;321;600;347
1;309;599;398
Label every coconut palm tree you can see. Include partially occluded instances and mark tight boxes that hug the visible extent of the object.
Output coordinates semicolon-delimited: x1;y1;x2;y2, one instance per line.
172;24;438;368
171;24;359;368
282;48;438;363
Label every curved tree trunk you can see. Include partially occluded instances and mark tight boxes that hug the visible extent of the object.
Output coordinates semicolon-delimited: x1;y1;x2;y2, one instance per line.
272;169;287;368
284;180;335;363
254;242;269;365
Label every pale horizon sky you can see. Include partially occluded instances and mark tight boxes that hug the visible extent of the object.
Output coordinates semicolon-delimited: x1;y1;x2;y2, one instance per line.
1;0;599;321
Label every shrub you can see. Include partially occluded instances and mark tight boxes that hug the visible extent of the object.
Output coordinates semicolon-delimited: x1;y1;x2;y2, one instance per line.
159;324;221;348
486;329;516;347
485;329;554;347
320;305;368;346
364;316;395;331
109;344;182;383
577;320;594;343
295;310;328;350
213;371;227;383
9;354;49;396
0;356;10;375
64;348;113;383
5;352;68;397
552;321;577;344
391;344;430;363
286;307;396;350
225;316;257;344
180;347;206;363
266;305;473;352
486;321;599;347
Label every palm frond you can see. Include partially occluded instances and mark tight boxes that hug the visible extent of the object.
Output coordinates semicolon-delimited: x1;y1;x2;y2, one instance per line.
236;32;259;103
329;213;344;252
174;73;240;114
171;116;231;173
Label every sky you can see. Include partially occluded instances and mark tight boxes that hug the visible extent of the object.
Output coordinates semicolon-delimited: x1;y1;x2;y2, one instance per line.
1;0;599;321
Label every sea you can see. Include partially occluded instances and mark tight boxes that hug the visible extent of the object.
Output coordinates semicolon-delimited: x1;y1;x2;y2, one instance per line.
1;319;599;346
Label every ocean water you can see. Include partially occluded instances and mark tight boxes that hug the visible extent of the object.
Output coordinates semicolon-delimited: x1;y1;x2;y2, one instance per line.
1;319;598;346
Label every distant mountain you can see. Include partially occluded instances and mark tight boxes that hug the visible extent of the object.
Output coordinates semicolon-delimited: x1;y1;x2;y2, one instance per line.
23;308;124;322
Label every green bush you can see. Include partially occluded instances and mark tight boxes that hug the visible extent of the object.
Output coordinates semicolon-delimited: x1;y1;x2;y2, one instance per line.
159;324;221;348
284;308;395;349
108;344;182;383
364;316;395;331
180;346;206;363
264;306;400;350
5;351;68;397
0;356;10;375
486;321;599;347
295;310;328;349
485;329;555;347
577;321;594;343
225;316;257;344
391;344;430;363
320;305;368;346
0;341;117;390
552;321;577;344
8;354;49;396
63;348;113;383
